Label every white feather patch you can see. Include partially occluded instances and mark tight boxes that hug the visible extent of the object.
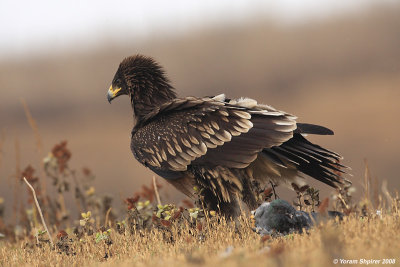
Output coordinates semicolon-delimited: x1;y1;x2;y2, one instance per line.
212;94;226;102
235;97;258;108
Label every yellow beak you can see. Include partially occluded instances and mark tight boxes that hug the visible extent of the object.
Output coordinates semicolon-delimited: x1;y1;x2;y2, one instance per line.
107;85;122;103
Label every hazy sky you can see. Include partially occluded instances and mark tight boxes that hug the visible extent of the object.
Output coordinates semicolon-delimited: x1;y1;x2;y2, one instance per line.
0;0;390;58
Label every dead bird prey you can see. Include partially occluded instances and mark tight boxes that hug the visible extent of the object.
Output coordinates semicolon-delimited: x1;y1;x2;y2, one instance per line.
107;55;349;217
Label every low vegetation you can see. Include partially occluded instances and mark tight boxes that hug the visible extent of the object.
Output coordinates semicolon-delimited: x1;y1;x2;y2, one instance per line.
0;139;399;267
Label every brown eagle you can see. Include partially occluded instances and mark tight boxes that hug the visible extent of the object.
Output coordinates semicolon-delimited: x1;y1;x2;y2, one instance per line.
107;55;349;217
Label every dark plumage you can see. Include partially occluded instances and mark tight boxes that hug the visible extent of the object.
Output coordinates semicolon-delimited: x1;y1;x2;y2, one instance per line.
107;54;350;217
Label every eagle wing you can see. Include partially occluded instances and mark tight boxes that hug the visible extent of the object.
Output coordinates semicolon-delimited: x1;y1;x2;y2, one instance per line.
130;95;297;173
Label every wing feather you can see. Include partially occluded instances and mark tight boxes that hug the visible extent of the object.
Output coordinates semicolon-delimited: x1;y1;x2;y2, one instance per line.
131;96;297;173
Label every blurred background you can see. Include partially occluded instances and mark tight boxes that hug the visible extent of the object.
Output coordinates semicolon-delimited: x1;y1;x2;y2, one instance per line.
0;0;399;220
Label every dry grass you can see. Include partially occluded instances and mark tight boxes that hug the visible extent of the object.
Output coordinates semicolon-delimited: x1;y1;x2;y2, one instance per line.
0;139;398;267
0;209;399;267
0;114;399;267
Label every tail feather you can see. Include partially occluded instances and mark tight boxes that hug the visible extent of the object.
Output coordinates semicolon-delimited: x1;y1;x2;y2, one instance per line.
263;133;348;188
295;123;334;135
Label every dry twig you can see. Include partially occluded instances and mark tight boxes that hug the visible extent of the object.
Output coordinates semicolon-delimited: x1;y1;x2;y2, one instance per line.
23;177;54;248
105;207;112;228
153;176;162;206
21;99;47;199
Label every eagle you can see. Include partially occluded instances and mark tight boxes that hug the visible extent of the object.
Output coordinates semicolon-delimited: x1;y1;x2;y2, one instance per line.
107;55;349;217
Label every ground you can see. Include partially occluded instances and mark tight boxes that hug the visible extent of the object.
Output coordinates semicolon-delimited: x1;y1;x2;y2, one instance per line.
1;206;399;267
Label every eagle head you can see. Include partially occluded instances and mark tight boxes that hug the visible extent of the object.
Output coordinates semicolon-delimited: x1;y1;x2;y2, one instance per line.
107;55;176;106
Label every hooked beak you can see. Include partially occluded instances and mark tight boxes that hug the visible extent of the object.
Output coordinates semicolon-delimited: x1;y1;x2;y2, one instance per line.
107;85;122;103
